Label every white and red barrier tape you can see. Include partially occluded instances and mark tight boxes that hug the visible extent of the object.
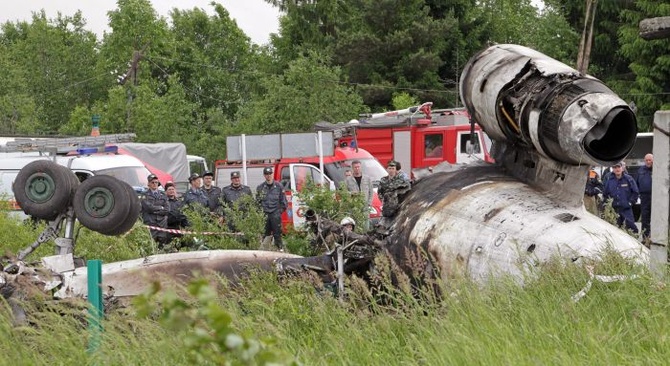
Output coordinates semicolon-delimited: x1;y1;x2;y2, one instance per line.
145;225;244;236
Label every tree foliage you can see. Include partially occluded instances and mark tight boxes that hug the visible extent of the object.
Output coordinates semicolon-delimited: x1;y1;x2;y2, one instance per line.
0;0;667;156
237;52;366;133
0;11;100;134
618;0;670;130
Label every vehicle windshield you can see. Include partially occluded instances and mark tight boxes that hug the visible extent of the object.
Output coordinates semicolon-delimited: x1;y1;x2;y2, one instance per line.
96;166;152;188
324;158;387;187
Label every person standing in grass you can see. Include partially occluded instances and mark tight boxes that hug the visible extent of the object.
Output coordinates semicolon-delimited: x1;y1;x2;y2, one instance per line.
635;153;653;241
256;167;287;251
603;161;639;235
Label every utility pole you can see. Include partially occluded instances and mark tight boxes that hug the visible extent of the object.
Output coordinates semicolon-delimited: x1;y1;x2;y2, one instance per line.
118;47;146;127
576;0;598;74
639;16;670;279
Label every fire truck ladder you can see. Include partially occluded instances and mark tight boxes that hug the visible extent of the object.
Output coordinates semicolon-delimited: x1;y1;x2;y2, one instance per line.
0;133;137;154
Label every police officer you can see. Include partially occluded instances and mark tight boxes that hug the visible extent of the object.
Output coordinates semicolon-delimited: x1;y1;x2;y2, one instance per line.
141;174;170;246
183;173;209;210
635;153;653;240
256;167;287;250
201;171;223;215
165;181;188;230
603;161;639;234
221;171;253;231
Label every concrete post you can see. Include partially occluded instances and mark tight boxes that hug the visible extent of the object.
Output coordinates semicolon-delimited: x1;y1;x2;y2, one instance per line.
650;111;670;278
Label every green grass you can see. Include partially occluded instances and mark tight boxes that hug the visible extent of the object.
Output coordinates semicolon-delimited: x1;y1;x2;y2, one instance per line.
1;213;670;365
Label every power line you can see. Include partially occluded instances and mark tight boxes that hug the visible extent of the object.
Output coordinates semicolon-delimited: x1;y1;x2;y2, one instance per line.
151;54;460;95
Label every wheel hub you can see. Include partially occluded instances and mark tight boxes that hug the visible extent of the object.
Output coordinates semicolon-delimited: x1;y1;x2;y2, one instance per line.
25;173;56;203
83;187;115;218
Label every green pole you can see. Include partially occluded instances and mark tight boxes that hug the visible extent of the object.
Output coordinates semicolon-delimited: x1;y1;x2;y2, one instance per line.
87;260;103;354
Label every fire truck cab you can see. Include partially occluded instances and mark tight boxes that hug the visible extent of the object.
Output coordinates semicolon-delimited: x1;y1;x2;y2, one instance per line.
214;132;387;229
327;103;493;177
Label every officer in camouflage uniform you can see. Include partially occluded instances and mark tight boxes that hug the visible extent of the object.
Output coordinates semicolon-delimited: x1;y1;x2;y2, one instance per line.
377;160;411;219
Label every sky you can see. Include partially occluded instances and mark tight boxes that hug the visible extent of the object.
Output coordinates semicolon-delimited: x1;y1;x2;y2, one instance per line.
0;0;281;45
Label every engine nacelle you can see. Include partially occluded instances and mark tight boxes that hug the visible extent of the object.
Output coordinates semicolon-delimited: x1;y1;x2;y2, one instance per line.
460;44;637;166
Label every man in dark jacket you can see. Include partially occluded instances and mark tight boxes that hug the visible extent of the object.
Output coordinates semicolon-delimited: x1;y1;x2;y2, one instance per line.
202;171;223;215
256;167;287;250
183;173;209;211
603;161;639;235
164;181;189;246
165;181;188;230
221;171;253;231
635;153;653;240
141;174;170;246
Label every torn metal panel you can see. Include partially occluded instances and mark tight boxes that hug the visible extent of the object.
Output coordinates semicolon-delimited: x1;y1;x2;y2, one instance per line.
53;250;301;299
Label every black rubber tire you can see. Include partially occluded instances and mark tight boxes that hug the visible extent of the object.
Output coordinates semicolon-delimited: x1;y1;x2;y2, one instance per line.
103;181;141;236
12;160;78;220
73;175;132;235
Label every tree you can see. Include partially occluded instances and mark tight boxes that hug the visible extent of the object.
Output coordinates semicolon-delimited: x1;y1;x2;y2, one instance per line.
1;11;100;134
267;0;460;109
266;0;578;110
98;0;172;84
236;52;366;134
618;0;670;130
95;0;173;130
168;4;259;118
543;0;637;78
0;40;38;134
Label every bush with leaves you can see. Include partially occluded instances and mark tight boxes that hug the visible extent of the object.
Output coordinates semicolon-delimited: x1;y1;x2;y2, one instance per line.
221;194;267;248
296;180;369;232
177;197;266;251
133;278;297;365
284;180;369;256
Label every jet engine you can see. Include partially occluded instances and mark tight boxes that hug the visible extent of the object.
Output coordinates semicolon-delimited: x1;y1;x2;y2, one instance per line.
460;44;637;167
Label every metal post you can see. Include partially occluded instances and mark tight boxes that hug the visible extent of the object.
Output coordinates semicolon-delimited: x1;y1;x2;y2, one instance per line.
87;259;103;353
650;111;670;279
318;131;325;185
336;244;344;301
241;134;247;186
55;207;76;255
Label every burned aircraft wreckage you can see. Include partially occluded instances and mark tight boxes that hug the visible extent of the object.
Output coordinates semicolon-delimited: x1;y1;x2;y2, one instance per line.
0;44;648;305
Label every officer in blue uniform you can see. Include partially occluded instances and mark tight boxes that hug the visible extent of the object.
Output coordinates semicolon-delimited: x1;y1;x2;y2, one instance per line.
635;153;653;240
603;161;639;234
256;167;287;250
141;174;170;246
183;173;209;210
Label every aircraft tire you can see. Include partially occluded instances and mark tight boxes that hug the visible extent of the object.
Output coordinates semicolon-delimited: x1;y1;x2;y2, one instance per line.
73;175;132;235
13;161;78;220
103;182;141;236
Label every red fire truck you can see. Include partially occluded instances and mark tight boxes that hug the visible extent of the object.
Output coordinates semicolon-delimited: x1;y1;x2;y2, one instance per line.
214;132;387;230
322;102;493;177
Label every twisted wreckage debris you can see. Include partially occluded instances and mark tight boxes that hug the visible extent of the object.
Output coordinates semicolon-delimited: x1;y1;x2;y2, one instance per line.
1;44;650;308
